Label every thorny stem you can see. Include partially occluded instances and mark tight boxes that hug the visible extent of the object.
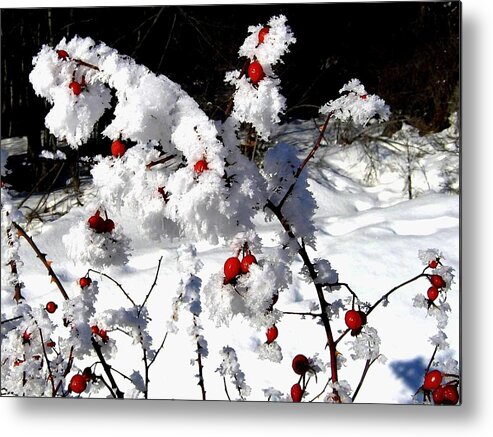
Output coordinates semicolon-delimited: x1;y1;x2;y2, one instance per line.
1;315;23;325
425;345;439;374
334;272;428;346
87;268;136;307
138;256;163;317
281;311;322;317
265;199;339;394
12;221;69;301
145;154;177;170
194;315;206;400
223;376;232;401
4;212;25;302
275;112;332;212
91;338;124;399
351;355;380;402
38;328;56;397
148;332;168;368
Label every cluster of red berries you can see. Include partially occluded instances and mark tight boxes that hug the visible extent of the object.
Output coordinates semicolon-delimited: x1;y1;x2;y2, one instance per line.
426;270;446;304
194;159;208;174
246;26;270;86
289;354;311;402
344;308;367;335
111;139;126;158
422;369;459;405
69;367;95;394
91;325;109;343
223;251;257;284
87;210;115;234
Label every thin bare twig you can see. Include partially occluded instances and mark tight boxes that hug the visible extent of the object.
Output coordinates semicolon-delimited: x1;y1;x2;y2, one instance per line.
138;256;163;316
87;268;136;307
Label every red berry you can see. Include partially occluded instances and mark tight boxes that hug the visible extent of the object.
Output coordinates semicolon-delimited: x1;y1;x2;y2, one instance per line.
91;325;100;334
22;330;31;343
442;384;459;405
69;374;87;394
79;277;92;288
224;257;241;283
266;325;278;344
88;214;106;233
194;159;208;174
358;310;367;326
423;370;443;391
240;254;257;274
69;81;82;96
429;259;438;269
345;310;363;330
99;329;109;343
291;383;303;402
432;385;445;404
45;301;58;314
360;94;368;100
248;60;265;85
292;354;310;375
111;139;126;158
258;26;270;44
57;49;69;60
430;274;446;289
427;286;439;302
46;340;56;348
14;359;25;367
104;219;115;233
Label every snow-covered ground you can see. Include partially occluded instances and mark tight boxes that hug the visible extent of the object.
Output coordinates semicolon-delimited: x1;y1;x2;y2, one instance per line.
1;117;459;403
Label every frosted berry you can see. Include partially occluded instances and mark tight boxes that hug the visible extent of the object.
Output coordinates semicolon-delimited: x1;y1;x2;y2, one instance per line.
292;354;310;375
258;26;270;44
345;310;363;330
248;61;265;85
99;329;109;343
45;301;58;314
57;49;69;60
224;257;241;283
360;94;368;100
88;211;106;233
432;385;445;404
442;384;459;405
111;139;126;158
69;374;87;394
69;81;82;96
266;325;278;344
429;259;438;269
104;219;115;233
22;331;31;344
427;286;439;302
430;274;446;289
291;383;303;402
46;340;56;348
194;159;208;174
91;325;100;334
79;277;92;288
240;254;257;274
423;370;442;391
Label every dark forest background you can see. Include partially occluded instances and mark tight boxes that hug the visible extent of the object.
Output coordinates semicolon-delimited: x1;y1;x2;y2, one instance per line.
0;2;460;192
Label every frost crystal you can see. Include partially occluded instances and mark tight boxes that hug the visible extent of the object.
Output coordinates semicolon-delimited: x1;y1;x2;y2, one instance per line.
217;346;251;400
320;79;390;126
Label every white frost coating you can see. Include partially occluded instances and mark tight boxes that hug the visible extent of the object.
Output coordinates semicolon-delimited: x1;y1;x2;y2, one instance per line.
418;248;442;265
257;341;283;363
346;326;382;362
225;15;296;140
216;346;251;400
62;221;131;269
40;149;67;160
320;79;390;126
263;143;317;249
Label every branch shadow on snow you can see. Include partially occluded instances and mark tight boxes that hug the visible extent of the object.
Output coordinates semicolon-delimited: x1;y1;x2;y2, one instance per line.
389;356;427;393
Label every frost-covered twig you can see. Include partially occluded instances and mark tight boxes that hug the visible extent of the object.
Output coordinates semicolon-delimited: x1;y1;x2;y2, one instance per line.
274;112;332;212
90;337;124;398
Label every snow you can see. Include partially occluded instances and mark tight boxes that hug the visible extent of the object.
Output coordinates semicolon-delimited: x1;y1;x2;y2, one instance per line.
1;15;459;404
